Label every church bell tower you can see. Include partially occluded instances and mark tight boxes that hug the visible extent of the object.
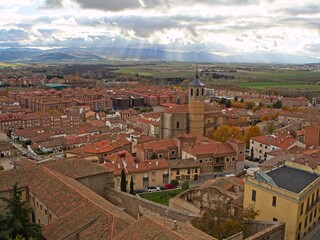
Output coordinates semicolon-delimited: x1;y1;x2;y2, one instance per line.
188;69;205;136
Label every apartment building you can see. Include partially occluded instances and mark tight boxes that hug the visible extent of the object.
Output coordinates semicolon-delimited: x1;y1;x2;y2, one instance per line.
244;161;320;240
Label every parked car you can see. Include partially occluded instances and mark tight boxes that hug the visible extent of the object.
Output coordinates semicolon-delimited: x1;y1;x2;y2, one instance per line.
164;183;177;190
147;186;160;192
244;164;250;169
134;189;146;195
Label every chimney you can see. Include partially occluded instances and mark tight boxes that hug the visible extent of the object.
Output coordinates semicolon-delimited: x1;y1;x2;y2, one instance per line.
136;164;138;169
172;220;178;231
156;160;158;166
118;163;120;169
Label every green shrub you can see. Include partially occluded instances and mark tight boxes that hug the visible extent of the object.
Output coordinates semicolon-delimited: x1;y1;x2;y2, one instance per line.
182;182;190;190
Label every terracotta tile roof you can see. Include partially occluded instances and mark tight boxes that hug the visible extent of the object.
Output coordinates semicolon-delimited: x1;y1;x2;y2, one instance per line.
164;104;188;114
114;215;185;240
251;134;297;149
169;158;200;169
138;139;176;151
0;167;39;192
293;150;320;169
150;215;215;240
183;142;236;156
105;150;135;163
34;167;134;240
44;158;112;179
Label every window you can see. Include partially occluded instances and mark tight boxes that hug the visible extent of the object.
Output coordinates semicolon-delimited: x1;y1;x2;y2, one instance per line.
199;159;202;163
176;122;180;129
314;207;317;218
305;217;308;228
299;222;302;230
309;213;312;223
300;203;304;216
171;150;175;155
176;169;180;175
187;168;190;174
195;168;198;173
196;89;199;96
190;88;193;96
272;196;277;207
45;209;47;215
251;190;256;202
273;218;278;221
158;154;163;158
152;171;155;176
312;193;315;204
40;205;42;210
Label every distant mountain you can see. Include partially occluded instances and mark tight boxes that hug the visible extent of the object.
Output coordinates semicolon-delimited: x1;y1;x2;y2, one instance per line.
0;47;319;64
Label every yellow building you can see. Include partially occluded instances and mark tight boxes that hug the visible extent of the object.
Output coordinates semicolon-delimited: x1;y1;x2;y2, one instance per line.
101;150;170;191
168;158;200;182
244;161;320;240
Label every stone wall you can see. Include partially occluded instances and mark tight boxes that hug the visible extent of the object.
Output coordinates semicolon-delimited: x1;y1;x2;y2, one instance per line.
104;187;199;222
78;172;114;197
245;220;285;240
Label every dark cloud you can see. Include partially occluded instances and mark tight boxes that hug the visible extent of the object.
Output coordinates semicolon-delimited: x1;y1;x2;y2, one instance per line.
282;5;320;15
43;0;256;11
0;29;29;41
43;0;63;9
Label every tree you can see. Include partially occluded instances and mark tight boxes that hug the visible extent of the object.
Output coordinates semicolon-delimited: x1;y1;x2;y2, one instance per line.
0;183;41;239
244;126;262;147
0;164;4;171
120;169;127;193
213;126;243;143
129;176;134;195
272;100;282;109
191;202;259;240
182;182;189;190
170;179;179;188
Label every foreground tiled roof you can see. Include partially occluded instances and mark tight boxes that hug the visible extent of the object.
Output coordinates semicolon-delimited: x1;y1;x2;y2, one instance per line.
266;165;319;194
44;158;112;179
114;215;185;240
31;167;134;240
0;167;39;192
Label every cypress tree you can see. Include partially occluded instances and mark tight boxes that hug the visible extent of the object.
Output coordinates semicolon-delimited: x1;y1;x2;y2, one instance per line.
129;176;134;195
120;169;127;192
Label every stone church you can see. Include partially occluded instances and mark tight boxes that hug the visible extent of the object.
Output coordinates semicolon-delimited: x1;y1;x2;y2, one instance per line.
160;73;226;139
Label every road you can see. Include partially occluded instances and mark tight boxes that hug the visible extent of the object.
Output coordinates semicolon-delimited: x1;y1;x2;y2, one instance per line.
7;137;39;161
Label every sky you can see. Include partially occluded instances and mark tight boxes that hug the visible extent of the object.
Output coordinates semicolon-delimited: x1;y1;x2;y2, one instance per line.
1;0;320;58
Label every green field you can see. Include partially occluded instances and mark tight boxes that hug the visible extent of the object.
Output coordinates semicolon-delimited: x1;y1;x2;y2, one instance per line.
235;70;320;82
114;63;194;79
140;189;186;206
238;81;320;90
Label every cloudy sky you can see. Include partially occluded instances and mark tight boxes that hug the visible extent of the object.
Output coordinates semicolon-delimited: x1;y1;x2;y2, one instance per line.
1;0;320;57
